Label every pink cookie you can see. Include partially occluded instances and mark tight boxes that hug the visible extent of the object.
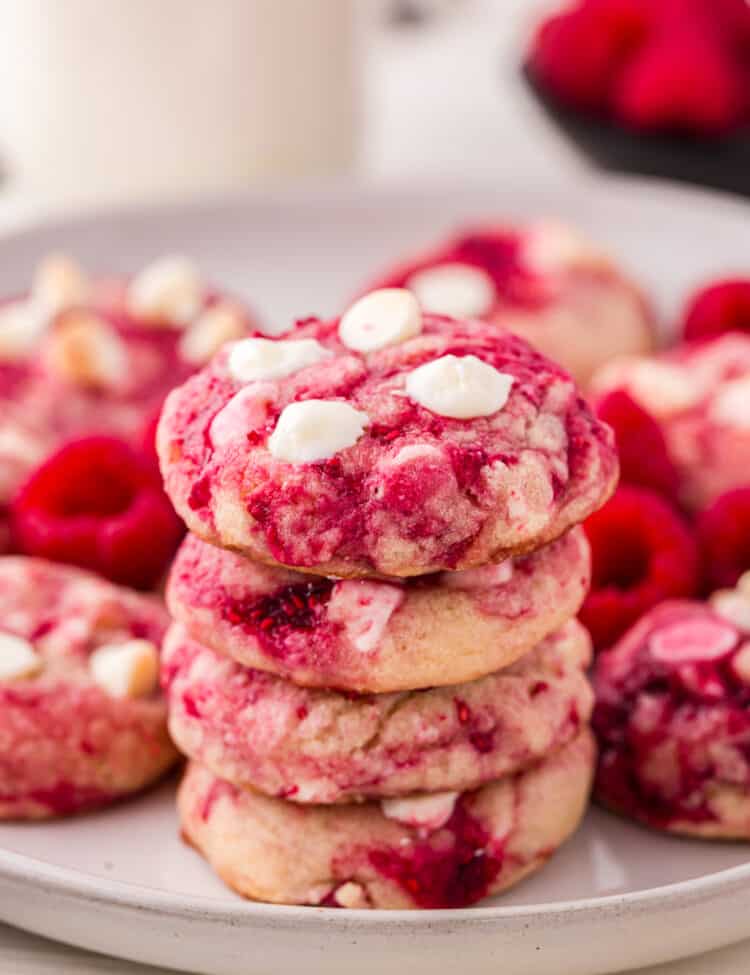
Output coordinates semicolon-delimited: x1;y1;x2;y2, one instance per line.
167;528;590;692
178;730;594;909
0;255;258;523
361;221;655;385
158;313;616;578
163;619;592;803
594;589;750;838
591;333;750;511
0;556;177;819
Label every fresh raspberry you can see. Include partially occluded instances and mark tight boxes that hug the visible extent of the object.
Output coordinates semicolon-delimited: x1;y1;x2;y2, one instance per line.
697;487;750;592
580;484;700;652
10;436;184;590
613;28;747;135
529;0;654;114
681;279;750;343
595;390;679;500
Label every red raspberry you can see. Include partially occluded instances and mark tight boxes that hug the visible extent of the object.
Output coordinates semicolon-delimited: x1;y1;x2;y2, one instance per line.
10;436;184;590
580;485;700;652
613;28;747;135
529;0;654;113
697;487;750;592
681;279;750;343
596;390;679;500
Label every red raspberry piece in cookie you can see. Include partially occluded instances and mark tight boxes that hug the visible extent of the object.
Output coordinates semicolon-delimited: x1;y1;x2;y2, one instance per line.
697;487;750;592
613;28;747;135
11;436;184;590
529;0;655;113
580;484;700;651
682;279;750;343
595;390;679;500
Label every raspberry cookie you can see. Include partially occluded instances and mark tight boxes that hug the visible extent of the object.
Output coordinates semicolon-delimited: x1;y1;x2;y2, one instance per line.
0;254;257;523
594;592;750;837
178;730;594;909
0;556;177;819
167;528;590;692
158;305;617;578
591;333;750;510
163;620;592;803
361;222;655;385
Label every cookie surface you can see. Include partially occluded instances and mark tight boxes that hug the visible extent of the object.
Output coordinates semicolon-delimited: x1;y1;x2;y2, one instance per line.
591;333;750;511
361;221;655;385
178;730;595;909
0;556;177;819
594;591;750;838
164;620;592;803
158;314;617;577
0;256;257;533
167;527;590;692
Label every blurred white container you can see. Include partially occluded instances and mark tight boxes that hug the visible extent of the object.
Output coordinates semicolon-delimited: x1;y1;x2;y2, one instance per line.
0;0;359;209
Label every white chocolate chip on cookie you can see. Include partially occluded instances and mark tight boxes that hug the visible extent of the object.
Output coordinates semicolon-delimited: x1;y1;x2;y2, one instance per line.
179;301;248;365
127;256;202;326
339;288;422;352
268;400;369;463
0;301;48;361
90;639;159;698
381;791;459;831
0;632;43;681
32;253;90;316
709;376;750;430
45;310;129;390
406;264;495;319
405;354;513;419
227;337;331;382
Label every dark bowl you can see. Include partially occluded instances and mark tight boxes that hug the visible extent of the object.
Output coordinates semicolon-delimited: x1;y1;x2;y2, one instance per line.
522;63;750;199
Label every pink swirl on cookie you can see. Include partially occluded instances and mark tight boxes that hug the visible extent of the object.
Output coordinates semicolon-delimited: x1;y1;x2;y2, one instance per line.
0;556;177;819
594;597;750;836
162;620;592;803
166;527;591;692
158;313;616;578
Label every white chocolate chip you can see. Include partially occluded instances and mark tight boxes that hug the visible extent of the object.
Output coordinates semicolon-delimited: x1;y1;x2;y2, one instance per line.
523;221;602;274
739;571;750;595
267;400;369;463
127;256;203;326
339;288;422;352
439;560;513;590
0;300;48;361
89;639;159;698
593;357;701;418
711;590;750;631
178;302;247;365
327;580;404;653
405;354;513;419
381;791;459;831
330;882;369;909
32;253;90;316
227;337;331;382
0;632;43;681
709;376;750;430
45;310;129;390
649;619;737;664
407;263;496;319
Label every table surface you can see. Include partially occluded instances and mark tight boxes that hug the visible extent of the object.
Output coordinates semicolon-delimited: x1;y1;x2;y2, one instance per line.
0;1;747;971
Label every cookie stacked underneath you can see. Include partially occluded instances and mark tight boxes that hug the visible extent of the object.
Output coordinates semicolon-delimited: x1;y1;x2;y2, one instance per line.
157;290;618;909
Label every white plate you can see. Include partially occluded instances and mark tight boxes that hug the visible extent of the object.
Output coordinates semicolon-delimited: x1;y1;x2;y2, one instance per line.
0;177;749;975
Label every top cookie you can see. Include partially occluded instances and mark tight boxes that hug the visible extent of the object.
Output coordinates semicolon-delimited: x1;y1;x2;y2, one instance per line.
360;221;655;386
158;296;617;577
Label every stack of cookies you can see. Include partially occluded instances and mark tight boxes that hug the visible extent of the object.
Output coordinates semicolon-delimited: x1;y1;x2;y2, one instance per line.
157;289;618;909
